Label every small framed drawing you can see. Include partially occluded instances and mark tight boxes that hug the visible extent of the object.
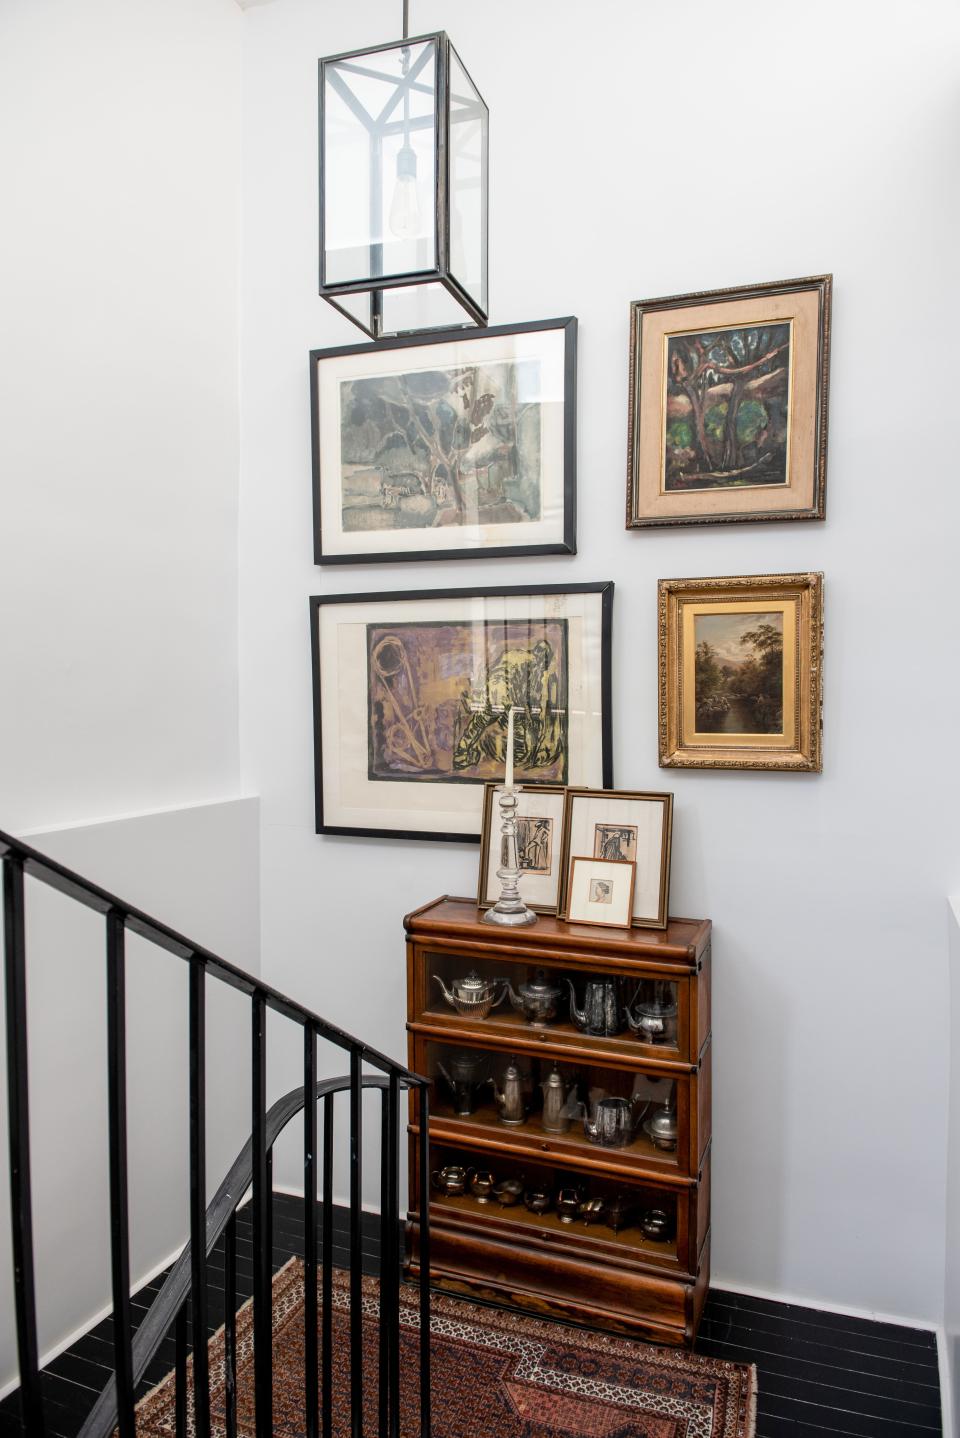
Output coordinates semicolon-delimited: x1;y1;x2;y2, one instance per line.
311;581;613;842
658;572;823;772
626;275;831;528
565;858;636;930
477;783;566;915
311;317;577;565
559;789;673;930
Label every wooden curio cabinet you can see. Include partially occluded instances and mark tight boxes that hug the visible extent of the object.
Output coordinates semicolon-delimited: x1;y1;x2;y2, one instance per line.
404;897;712;1347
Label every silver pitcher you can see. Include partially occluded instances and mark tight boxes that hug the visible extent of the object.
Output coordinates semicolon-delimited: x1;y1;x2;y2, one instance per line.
433;970;507;1020
437;1049;488;1116
488;1057;527;1126
539;1063;579;1135
566;978;624;1036
581;1095;637;1148
505;969;564;1027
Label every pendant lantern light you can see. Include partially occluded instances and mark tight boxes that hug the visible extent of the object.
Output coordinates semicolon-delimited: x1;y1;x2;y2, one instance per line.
318;3;489;339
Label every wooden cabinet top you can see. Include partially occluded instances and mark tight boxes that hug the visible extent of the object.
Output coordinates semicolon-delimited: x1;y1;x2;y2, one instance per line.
404;897;711;967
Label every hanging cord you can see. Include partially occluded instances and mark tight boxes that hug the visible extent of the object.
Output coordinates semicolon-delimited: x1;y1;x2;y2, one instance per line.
402;0;409;39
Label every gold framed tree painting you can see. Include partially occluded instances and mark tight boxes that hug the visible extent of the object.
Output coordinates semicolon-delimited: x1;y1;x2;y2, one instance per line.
659;574;823;772
626;276;831;527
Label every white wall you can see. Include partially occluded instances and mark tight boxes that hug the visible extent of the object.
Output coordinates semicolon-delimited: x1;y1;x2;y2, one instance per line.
0;0;243;834
0;798;260;1392
945;900;960;1427
0;0;252;1391
240;0;960;1325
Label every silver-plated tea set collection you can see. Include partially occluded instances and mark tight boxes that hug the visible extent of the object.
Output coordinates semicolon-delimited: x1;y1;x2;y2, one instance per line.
430;1162;675;1242
433;968;679;1046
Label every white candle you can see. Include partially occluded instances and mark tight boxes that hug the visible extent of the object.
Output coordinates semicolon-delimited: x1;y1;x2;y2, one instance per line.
504;706;515;789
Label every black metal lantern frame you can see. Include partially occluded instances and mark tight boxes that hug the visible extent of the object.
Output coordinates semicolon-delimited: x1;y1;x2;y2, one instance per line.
319;30;489;340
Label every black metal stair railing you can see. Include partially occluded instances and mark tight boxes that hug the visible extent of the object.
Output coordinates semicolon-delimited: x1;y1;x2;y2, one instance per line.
0;826;431;1438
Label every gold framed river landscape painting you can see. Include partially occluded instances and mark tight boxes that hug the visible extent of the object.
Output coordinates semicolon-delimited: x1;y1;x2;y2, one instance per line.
658;573;823;772
626;276;831;528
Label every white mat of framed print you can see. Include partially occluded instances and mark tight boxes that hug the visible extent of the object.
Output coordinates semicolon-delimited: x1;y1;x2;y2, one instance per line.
310;583;612;842
477;783;567;914
311;318;576;565
565;857;636;930
560;788;673;929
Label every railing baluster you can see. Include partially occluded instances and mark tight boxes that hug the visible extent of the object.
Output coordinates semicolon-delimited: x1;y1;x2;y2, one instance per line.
387;1071;400;1438
349;1049;363;1438
321;1090;334;1438
174;1303;187;1438
251;993;272;1438
189;960;210;1438
3;855;45;1438
419;1080;431;1438
106;909;135;1438
304;1026;319;1438
378;1085;391;1438
224;1210;238;1438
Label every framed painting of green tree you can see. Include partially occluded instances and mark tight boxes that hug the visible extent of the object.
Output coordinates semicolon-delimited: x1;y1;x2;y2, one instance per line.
658;574;823;772
311;317;576;564
627;277;831;527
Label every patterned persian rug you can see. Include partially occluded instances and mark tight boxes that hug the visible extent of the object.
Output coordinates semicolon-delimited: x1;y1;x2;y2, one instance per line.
131;1259;756;1437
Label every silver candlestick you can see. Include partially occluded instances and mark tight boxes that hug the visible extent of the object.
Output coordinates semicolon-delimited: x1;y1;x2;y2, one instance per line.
483;784;537;927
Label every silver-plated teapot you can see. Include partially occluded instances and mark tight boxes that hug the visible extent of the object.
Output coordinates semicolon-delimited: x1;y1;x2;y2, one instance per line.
626;980;678;1045
505;969;563;1027
566;978;624;1036
433;970;507;1020
488;1058;527;1126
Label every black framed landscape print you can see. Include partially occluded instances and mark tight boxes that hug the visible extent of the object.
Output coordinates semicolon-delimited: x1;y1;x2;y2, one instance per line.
310;317;577;565
310;581;613;842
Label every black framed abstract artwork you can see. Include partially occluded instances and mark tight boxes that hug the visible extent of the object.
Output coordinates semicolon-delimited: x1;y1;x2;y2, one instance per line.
310;582;613;842
310;317;577;564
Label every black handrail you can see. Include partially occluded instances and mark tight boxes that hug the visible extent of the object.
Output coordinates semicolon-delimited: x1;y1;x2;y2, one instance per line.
0;826;431;1438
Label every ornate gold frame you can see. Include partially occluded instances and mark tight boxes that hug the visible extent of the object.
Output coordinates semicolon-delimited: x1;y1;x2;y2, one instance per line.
658;573;823;772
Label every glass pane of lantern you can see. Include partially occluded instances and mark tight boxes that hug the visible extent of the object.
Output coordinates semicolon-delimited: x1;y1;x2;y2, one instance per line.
323;39;437;287
380;280;474;335
326;290;374;337
447;45;488;316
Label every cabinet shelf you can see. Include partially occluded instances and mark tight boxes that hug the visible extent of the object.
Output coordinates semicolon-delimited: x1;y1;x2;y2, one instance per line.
414;1003;694;1071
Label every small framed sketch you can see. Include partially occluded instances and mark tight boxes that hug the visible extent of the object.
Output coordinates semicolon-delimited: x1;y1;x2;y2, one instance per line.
626;275;831;527
560;789;673;930
658;573;823;772
311;317;577;564
311;581;613;842
477;783;566;915
565;858;636;930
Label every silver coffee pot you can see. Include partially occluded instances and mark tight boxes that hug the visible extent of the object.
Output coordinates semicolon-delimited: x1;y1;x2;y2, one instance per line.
488;1057;527;1126
505;969;564;1027
433;970;507;1020
539;1063;579;1135
566;978;625;1036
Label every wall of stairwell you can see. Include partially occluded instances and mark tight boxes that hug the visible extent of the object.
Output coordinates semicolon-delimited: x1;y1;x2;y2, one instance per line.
0;0;250;1393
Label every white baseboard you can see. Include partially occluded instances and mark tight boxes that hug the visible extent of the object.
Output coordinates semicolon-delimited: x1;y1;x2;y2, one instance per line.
711;1273;937;1334
0;1241;188;1404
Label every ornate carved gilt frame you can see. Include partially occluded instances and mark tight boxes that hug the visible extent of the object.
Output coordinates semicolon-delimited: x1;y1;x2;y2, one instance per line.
658;573;823;772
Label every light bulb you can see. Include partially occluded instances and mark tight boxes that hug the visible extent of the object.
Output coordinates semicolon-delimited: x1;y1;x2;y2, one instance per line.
388;145;421;239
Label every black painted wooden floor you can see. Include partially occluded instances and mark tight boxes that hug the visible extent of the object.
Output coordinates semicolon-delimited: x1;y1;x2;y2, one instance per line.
0;1192;942;1438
